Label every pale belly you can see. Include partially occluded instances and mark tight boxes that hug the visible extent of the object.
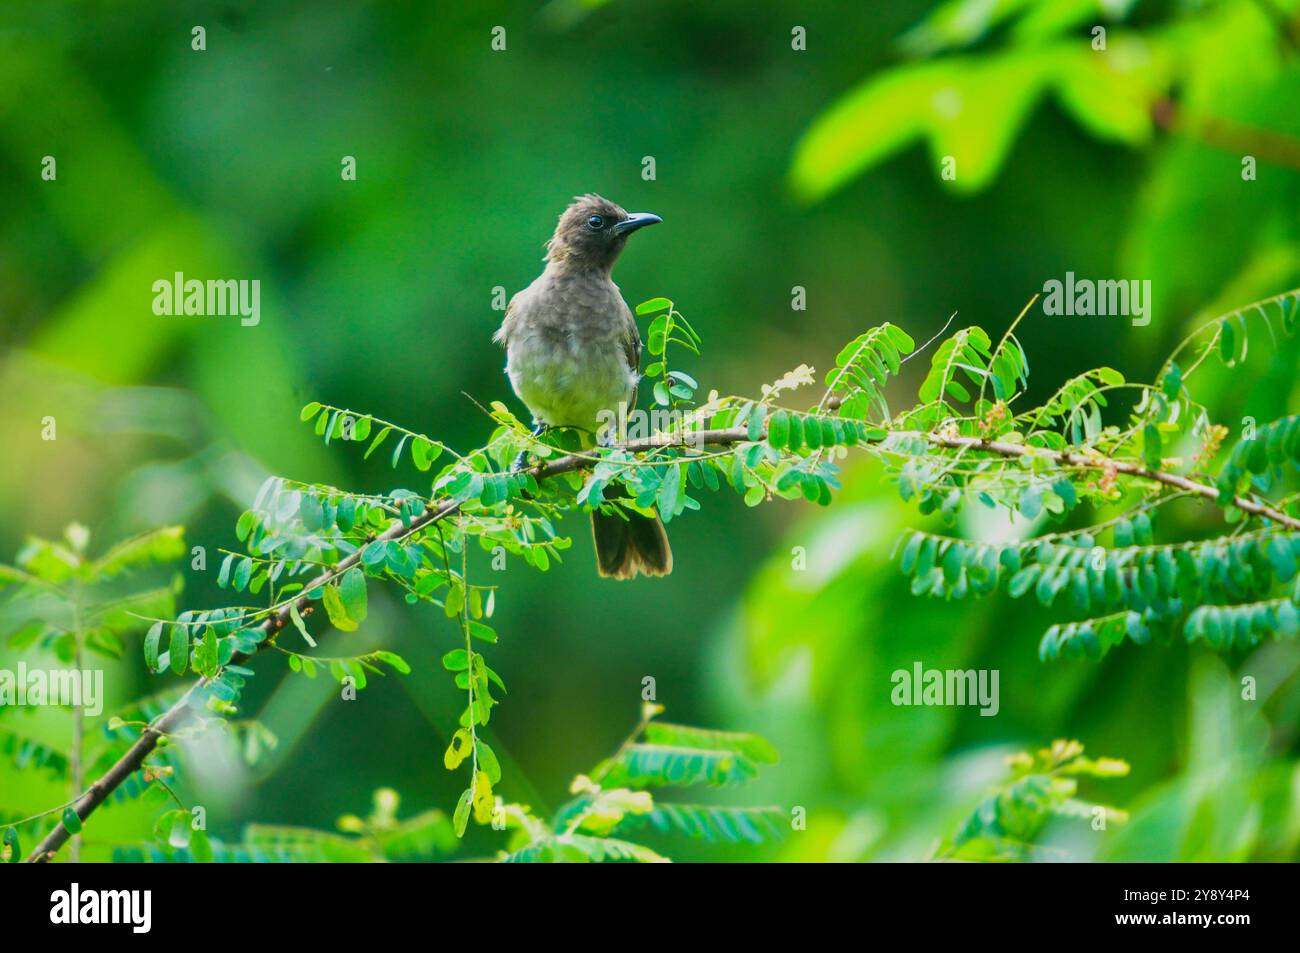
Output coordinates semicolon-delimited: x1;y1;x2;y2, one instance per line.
506;333;637;433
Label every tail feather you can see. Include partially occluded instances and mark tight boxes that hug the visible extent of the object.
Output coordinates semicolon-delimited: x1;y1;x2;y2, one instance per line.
591;509;672;580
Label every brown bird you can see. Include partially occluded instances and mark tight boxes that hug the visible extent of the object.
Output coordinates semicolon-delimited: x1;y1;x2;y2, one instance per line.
494;194;672;579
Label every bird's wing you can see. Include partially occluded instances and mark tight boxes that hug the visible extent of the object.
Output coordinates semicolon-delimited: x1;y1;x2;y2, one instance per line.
620;299;642;405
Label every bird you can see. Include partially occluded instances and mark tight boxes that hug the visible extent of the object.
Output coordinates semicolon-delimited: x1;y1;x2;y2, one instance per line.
494;194;672;580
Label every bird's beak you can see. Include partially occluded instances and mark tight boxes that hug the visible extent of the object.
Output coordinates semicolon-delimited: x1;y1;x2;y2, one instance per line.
612;212;662;236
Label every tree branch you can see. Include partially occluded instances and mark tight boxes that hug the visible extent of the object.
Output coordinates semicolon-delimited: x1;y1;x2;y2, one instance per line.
928;434;1300;531
25;498;462;862
537;423;1300;531
24;411;1294;860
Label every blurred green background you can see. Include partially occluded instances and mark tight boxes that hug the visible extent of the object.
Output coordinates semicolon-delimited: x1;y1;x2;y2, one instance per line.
3;0;1300;861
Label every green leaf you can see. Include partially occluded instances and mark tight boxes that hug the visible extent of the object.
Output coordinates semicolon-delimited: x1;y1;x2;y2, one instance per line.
444;729;472;770
453;788;473;837
635;297;672;316
791;53;1053;200
372;650;410;674
477;741;502;784
90;526;186;578
766;410;789;448
232;556;253;591
621;803;787;845
365;426;392;460
299;401;322;422
168;625;188;675
1142;422;1162;469
193;626;219;678
1219;318;1236;363
412;437;441;472
746;404;767;441
1269;537;1297;583
144;622;163;672
792;61;946;201
657;468;681;519
339;567;368;624
289;603;316;647
802;417;822;450
323;410;340;446
215;553;233;590
600;743;761;788
645;721;779;763
1160;362;1182;399
189;827;214;863
785;414;804;451
322;584;358;632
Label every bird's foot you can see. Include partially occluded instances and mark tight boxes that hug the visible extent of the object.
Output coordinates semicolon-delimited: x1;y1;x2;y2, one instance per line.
513;422;550;472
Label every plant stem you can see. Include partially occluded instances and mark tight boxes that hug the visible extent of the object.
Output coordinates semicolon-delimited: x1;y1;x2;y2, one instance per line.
69;586;83;863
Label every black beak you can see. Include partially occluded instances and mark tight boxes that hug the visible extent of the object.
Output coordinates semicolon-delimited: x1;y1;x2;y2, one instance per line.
612;212;662;236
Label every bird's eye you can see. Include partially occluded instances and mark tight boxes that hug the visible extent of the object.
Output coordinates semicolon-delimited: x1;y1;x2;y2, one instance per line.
587;215;604;230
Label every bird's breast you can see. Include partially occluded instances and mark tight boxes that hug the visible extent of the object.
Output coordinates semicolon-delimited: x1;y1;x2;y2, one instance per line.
500;268;639;432
506;328;635;432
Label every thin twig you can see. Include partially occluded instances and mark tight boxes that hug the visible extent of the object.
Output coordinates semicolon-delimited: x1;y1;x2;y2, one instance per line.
901;311;957;365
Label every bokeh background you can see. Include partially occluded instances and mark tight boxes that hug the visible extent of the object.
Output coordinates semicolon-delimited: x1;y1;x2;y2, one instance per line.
3;0;1300;861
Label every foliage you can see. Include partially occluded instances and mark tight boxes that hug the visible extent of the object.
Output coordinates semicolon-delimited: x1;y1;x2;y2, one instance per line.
112;787;458;863
0;524;184;664
98;706;783;864
498;703;784;863
6;281;1300;861
892;289;1300;661
636;296;702;408
790;0;1293;199
3;0;1298;869
938;739;1129;861
0;525;186;860
1099;656;1288;861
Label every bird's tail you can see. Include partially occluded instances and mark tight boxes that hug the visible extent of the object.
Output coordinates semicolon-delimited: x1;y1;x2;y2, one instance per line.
591;508;673;580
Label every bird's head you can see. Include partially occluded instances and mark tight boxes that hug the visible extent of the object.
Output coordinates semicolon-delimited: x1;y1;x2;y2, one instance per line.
545;194;661;271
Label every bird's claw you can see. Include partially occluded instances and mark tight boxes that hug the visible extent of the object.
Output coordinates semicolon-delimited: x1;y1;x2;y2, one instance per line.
513;422;550;472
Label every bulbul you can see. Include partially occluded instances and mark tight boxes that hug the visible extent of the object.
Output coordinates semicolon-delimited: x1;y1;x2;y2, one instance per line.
494;194;672;579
